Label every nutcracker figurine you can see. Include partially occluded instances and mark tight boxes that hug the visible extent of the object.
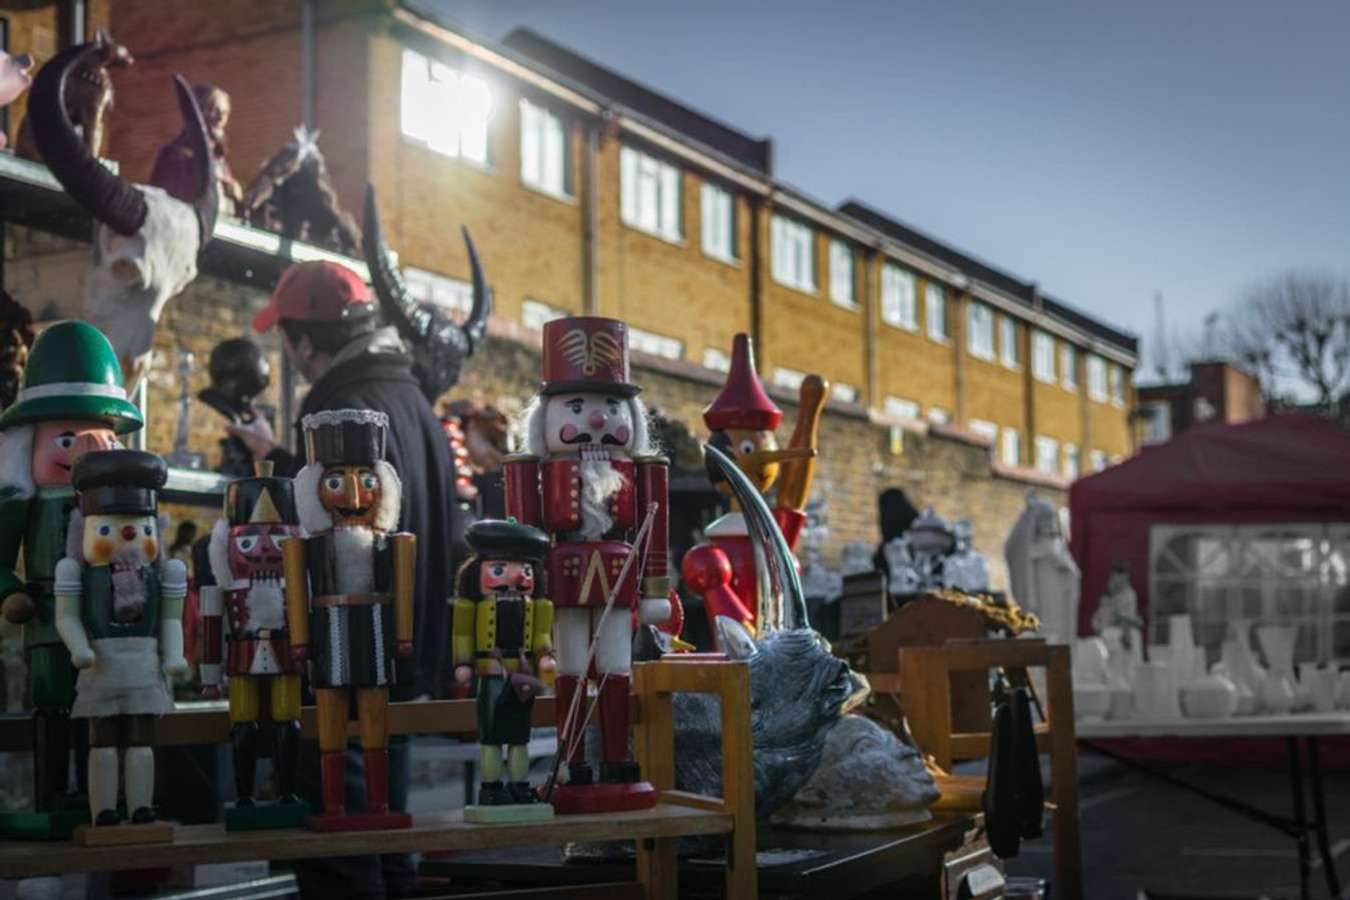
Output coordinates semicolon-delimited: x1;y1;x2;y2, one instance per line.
0;321;141;840
55;449;187;843
201;461;305;829
283;409;415;832
505;316;670;814
452;518;554;823
681;334;825;642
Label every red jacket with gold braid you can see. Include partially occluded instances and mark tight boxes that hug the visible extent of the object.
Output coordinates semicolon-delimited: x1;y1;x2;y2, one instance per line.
503;452;669;609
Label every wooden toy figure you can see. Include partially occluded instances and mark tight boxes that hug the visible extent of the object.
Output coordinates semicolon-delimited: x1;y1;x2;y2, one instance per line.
55;449;186;843
682;333;826;642
0;321;141;840
452;518;554;823
200;461;305;829
283;409;414;832
505;316;671;814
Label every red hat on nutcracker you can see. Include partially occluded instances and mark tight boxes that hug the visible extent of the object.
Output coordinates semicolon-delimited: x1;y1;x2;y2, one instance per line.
540;316;640;397
703;333;781;432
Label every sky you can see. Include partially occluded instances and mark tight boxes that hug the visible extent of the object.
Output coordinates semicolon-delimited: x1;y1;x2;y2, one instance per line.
426;0;1350;380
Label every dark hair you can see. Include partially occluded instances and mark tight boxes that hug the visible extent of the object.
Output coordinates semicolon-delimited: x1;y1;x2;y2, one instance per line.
279;314;377;357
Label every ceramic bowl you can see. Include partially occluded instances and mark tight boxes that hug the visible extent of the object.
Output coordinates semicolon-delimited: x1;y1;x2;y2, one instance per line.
1181;673;1239;719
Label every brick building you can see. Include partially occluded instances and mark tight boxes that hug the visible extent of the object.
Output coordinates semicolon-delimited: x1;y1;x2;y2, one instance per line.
1136;361;1265;445
0;0;1141;586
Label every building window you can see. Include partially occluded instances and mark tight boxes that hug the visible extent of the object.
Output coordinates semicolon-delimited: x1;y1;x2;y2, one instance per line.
401;48;493;164
828;240;856;308
969;418;998;443
1110;363;1126;406
1034;436;1059;475
628;326;684;361
1141;400;1172;444
967;303;995;361
620;145;681;241
1064;443;1080;478
1087;355;1108;401
772;367;807;391
522;298;566;330
700;182;736;262
1089;448;1108;472
771;215;816;292
831;382;860;404
1061;344;1078;390
1032;330;1056;383
404;267;473;315
880;264;917;330
519;98;569;197
884;396;920;421
928;407;951;425
1000;316;1020;368
1001;427;1021;466
703;347;731;373
926;282;947;340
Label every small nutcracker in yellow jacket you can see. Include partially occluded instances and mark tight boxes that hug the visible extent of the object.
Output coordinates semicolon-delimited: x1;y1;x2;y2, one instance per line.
452;519;554;808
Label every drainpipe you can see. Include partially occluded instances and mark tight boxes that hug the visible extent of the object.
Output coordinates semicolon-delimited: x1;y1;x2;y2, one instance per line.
582;116;602;314
749;200;764;357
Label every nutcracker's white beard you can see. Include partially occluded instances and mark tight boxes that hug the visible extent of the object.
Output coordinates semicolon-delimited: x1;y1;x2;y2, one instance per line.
579;458;623;539
110;548;147;624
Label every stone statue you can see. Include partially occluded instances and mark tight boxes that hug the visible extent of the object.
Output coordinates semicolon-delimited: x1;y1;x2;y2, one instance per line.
1004;492;1081;644
1092;561;1142;647
942;519;990;593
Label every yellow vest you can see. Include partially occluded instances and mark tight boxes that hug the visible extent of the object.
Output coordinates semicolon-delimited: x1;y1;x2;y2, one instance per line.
451;595;554;676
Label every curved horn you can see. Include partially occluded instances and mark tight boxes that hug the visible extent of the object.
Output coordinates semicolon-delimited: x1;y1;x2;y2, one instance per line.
172;74;218;247
461;226;491;354
28;43;146;237
362;183;422;338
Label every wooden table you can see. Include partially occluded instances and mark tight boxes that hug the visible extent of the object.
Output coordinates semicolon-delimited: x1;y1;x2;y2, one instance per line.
1078;712;1350;900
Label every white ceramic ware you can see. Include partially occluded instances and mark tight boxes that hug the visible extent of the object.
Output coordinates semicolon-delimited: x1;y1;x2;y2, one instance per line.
1073;637;1111;686
1299;663;1338;714
1180;673;1239;719
1107;686;1134;720
1256;625;1299;715
1338;671;1350;710
1133;661;1181;719
1074;684;1112;721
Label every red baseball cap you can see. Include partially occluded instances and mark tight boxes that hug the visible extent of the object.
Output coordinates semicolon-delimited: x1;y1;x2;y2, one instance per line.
252;261;375;332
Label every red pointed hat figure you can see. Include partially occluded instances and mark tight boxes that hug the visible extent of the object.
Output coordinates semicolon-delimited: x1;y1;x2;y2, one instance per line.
682;334;827;643
504;316;672;814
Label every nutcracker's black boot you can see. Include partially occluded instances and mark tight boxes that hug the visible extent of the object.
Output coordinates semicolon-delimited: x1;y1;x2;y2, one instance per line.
566;761;594;786
273;720;302;804
230;722;258;807
31;706;72;811
508;782;537;804
600;761;642;784
477;781;510;806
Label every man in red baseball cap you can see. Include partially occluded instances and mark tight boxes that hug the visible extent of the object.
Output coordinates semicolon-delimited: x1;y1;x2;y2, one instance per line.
230;259;459;898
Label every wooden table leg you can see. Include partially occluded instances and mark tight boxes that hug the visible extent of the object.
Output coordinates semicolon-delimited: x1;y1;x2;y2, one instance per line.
720;663;757;899
1288;736;1312;900
1307;737;1343;899
634;667;677;900
1047;648;1083;900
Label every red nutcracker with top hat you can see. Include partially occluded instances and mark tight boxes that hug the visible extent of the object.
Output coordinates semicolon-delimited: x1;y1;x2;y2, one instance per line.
504;316;671;814
681;334;826;643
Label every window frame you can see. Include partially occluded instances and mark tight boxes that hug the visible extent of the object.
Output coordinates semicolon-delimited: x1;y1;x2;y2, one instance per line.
999;315;1021;369
770;215;817;294
1060;344;1078;391
400;47;494;166
620;144;683;243
1031;329;1056;383
828;239;857;309
699;181;738;263
1034;435;1060;475
1087;355;1109;402
518;97;571;199
880;263;918;331
926;282;948;341
1001;427;1022;467
967;302;996;361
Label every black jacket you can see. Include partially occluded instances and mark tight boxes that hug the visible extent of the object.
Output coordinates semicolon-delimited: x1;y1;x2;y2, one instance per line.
268;334;460;698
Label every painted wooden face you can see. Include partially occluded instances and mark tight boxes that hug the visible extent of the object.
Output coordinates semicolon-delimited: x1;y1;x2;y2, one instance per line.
479;559;535;598
83;513;158;567
714;427;780;495
543;393;633;455
318;465;380;527
227;523;298;579
31;419;118;488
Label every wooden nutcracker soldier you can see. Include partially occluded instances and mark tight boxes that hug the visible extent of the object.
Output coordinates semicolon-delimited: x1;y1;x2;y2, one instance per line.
505;316;671;814
55;449;187;843
283;409;415;832
0;321;140;840
681;334;825;641
201;461;305;829
452;518;554;823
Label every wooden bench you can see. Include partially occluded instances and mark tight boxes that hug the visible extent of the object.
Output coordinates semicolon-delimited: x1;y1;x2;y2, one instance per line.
0;657;757;899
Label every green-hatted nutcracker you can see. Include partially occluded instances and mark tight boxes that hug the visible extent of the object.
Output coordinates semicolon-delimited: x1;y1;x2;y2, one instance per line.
0;321;141;840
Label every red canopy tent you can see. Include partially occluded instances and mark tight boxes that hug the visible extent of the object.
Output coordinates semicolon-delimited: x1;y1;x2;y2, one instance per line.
1070;413;1350;636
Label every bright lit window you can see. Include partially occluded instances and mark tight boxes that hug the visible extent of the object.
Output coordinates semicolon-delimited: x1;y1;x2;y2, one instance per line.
771;215;816;292
620;145;681;241
628;326;684;360
926;282;947;340
404;267;473;315
772;367;807;391
928;407;950;425
967;303;995;361
520;98;568;197
1089;448;1108;472
700;182;736;262
1061;344;1078;390
1110;363;1126;405
829;240;856;307
1001;427;1021;466
881;264;917;330
1087;355;1108;401
703;347;731;372
522;298;566;330
1000;316;1020;368
1034;436;1059;475
1032;330;1056;383
1142;400;1172;444
831;382;859;404
401;48;493;164
884;396;920;421
969;418;998;442
1063;443;1080;478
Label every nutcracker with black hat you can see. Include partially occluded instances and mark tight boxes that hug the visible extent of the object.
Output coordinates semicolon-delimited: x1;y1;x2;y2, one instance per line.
453;518;555;823
681;333;826;647
282;408;415;831
0;321;140;840
505;316;672;814
54;448;186;844
201;461;305;829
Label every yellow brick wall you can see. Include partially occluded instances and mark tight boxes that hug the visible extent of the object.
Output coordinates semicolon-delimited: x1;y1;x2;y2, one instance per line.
872;262;958;420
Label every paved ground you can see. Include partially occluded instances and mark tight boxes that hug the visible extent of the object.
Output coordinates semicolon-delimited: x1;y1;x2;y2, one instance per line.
1000;752;1350;900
